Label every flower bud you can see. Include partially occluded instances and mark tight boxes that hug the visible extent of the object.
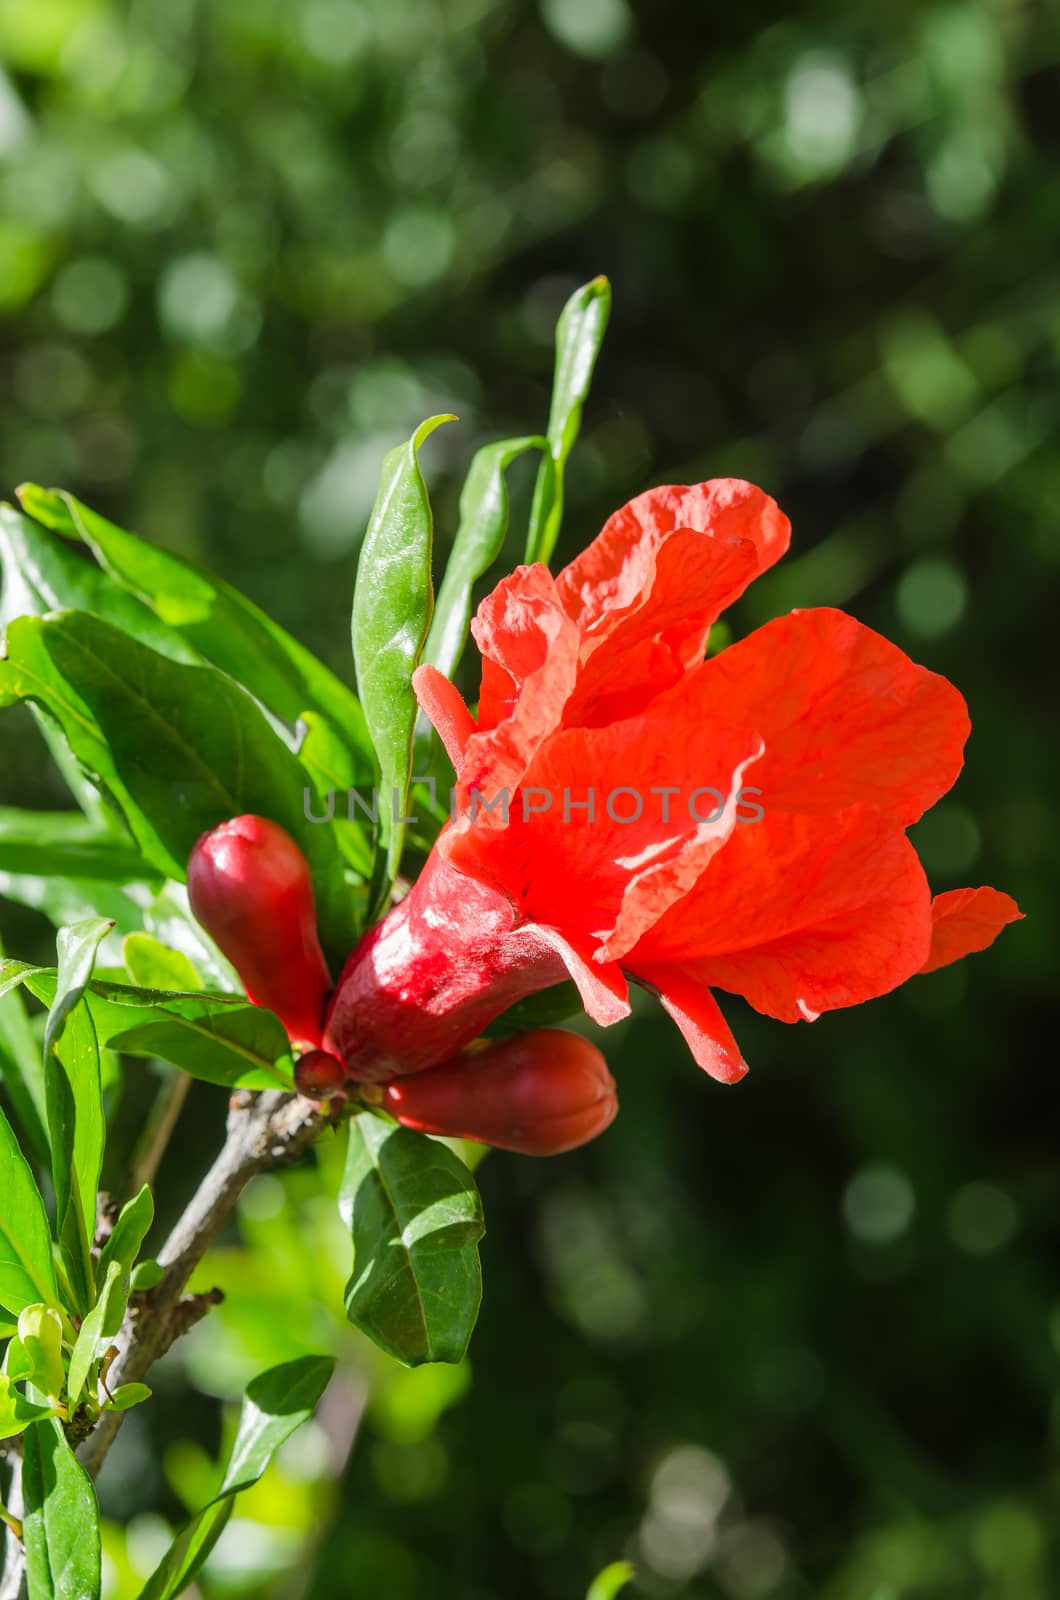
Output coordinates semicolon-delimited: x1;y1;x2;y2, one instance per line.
295;1049;347;1101
188;815;332;1048
382;1029;618;1156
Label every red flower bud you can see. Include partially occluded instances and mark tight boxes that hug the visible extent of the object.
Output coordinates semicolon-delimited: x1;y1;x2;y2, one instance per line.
295;1049;347;1101
382;1029;618;1156
188;816;332;1049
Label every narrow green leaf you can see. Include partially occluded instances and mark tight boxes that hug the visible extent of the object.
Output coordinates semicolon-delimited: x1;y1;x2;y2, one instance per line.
23;969;293;1090
15;1306;66;1403
136;1355;333;1600
13;609;355;971
67;1261;127;1406
219;1355;335;1495
0;1373;58;1440
22;1417;102;1600
0;931;49;1163
526;276;611;565
340;1114;484;1366
0;1102;60;1317
587;1561;636;1600
98;1184;154;1283
424;434;545;683
123;934;203;993
353;414;454;909
0;808;156;885
45;920;110;1314
17;484;373;769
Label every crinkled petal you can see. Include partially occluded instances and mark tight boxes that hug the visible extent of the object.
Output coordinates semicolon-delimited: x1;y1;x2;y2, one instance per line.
442;709;762;953
918;886;1023;975
557;479;790;642
457;565;581;821
629;806;933;1022
690;608;970;826
631;964;748;1082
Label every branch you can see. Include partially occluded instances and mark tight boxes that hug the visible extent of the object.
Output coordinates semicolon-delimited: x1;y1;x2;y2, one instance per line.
78;1088;330;1479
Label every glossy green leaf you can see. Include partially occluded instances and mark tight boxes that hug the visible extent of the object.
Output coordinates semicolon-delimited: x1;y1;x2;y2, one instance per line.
2;608;356;970
525;276;611;566
136;1354;334;1600
15;1305;66;1403
22;1417;102;1600
17;484;373;769
99;1184;154;1283
340;1114;484;1366
0;1101;60;1317
0;808;157;885
0;504;195;662
130;1260;163;1292
28;971;293;1089
424;434;545;683
67;1261;127;1406
0;1373;58;1440
123;933;203;992
586;1561;635;1600
352;414;454;908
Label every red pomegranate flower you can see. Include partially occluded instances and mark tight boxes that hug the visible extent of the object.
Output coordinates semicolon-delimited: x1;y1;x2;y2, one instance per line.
324;480;1021;1084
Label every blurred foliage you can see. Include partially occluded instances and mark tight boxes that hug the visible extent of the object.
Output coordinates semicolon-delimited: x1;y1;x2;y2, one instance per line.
0;0;1056;1597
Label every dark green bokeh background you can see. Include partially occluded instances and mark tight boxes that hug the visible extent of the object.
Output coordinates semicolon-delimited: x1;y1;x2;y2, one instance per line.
0;1;1056;1596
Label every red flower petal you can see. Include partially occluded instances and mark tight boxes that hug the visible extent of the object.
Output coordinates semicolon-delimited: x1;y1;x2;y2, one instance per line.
631;964;748;1083
412;664;477;768
918;886;1024;975
630;806;932;1022
691;608;970;826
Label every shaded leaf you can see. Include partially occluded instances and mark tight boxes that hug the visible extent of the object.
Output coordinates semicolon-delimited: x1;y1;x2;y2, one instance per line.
340;1114;484;1366
137;1355;334;1600
67;1261;127;1406
98;1184;154;1284
0;1373;59;1441
123;933;203;992
0;1102;60;1317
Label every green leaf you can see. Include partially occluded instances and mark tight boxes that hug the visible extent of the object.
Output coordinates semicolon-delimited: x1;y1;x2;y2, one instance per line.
22;1417;102;1600
24;969;293;1090
0;808;157;885
130;1260;163;1292
586;1562;636;1600
123;933;203;992
15;1305;66;1403
0;930;49;1164
18;484;374;774
525;276;611;566
0;504;195;664
352;414;454;909
0;1372;59;1440
424;434;545;683
98;1184;154;1283
340;1114;484;1366
67;1260;127;1406
0;1101;60;1317
23;610;355;971
45;920;110;1314
103;1381;151;1411
136;1354;334;1600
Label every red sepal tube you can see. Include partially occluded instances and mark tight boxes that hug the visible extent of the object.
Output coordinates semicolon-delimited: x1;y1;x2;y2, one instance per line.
188;816;332;1049
382;1029;618;1156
